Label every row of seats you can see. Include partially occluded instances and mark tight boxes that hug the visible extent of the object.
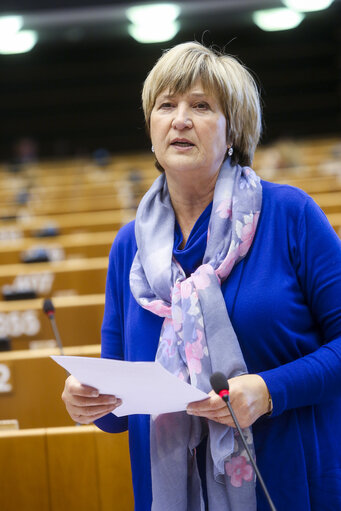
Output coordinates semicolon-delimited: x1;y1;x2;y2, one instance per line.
0;141;339;510
0;154;140;510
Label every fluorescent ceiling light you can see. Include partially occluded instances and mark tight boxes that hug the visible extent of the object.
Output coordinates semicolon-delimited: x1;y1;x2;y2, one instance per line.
0;30;38;55
253;8;305;31
282;0;334;12
126;3;181;43
0;15;23;35
126;4;180;24
128;20;180;43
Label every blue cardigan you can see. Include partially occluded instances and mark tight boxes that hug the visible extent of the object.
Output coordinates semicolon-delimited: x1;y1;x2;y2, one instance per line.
95;180;341;511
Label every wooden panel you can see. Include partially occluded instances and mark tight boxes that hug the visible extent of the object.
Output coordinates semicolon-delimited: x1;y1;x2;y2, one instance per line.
0;194;126;218
46;426;100;511
328;212;341;235
0;426;134;511
311;191;341;213
0;257;108;297
0;230;115;265
274;175;341;194
0;294;104;350
0;345;100;428
0;428;49;511
0;178;144;203
95;430;134;511
0;210;130;239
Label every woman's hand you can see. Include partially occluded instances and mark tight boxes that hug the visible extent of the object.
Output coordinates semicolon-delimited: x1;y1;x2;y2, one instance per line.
187;374;271;429
62;375;122;424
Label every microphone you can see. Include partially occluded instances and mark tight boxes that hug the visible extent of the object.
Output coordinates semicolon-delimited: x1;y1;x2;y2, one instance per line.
43;298;65;356
210;372;278;511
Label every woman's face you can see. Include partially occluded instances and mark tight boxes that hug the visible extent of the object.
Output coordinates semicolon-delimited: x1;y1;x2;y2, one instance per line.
150;81;228;179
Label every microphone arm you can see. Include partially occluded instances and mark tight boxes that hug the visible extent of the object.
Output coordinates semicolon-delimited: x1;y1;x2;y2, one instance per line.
210;372;278;511
43;298;64;355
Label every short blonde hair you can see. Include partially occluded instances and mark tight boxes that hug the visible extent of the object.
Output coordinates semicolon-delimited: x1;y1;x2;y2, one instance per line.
142;41;262;167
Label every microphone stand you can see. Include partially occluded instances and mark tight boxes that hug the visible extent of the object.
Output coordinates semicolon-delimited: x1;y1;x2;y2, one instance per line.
43;298;69;373
210;372;278;511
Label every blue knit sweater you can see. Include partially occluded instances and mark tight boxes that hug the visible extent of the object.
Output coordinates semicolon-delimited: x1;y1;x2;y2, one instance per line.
95;180;341;511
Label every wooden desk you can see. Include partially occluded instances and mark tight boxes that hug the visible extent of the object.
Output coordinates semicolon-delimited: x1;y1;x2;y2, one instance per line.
0;231;116;265
0;209;132;240
0;345;101;428
0;257;108;297
0;294;105;350
0;426;133;511
311;191;341;213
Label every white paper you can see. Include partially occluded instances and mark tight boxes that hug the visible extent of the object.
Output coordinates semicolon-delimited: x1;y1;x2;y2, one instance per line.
51;355;208;416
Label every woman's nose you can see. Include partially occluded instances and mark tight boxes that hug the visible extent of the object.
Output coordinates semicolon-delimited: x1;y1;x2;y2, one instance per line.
172;106;193;130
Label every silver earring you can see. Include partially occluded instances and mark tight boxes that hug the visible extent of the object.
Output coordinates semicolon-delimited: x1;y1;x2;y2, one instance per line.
151;145;155;153
228;147;233;157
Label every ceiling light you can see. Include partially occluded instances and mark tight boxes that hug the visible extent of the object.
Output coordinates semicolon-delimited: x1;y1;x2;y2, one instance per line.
253;8;305;31
282;0;334;12
0;30;38;55
126;4;180;24
126;3;181;43
128;20;180;43
0;15;23;35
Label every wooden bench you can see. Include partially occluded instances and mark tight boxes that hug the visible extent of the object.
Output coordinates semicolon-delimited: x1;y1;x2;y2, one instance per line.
0;194;128;218
0;425;133;511
274;174;341;195
0;344;101;428
0;294;105;350
0;257;108;298
310;191;341;214
0;172;155;203
0;209;131;240
328;212;341;236
0;230;116;265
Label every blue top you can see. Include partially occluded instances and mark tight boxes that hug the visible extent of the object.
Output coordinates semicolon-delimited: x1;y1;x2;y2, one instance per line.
95;180;341;511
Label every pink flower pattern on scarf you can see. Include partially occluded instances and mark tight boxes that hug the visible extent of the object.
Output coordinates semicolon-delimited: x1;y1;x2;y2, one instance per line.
225;455;254;487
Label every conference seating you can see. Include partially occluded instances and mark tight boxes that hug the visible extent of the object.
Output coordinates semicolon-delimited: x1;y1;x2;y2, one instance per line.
0;230;116;265
0;209;130;239
253;136;341;170
0;344;101;428
0;294;105;350
0;172;155;203
0;194;127;218
328;212;341;237
310;191;341;214
274;174;341;194
0;425;133;511
0;257;108;298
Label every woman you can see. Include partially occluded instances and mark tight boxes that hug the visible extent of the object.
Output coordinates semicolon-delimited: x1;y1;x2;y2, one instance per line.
62;42;341;510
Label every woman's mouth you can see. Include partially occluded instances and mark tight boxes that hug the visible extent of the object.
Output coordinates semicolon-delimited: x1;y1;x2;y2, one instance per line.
171;139;195;148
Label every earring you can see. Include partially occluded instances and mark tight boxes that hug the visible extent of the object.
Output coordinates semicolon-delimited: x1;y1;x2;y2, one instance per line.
228;146;233;157
151;145;155;153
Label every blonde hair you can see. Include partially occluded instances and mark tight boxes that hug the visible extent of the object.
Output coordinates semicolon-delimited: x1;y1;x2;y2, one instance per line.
142;41;262;167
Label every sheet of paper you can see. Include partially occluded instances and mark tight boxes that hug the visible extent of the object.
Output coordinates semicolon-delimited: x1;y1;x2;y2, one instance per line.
51;356;208;416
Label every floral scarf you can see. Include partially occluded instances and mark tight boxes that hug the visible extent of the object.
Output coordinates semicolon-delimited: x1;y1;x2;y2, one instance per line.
130;158;262;510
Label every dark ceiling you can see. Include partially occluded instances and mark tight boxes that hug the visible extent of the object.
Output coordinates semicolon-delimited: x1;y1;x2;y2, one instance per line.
0;0;283;13
0;1;340;161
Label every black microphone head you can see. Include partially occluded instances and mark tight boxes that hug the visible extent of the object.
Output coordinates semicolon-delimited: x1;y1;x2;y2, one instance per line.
210;372;229;395
43;298;55;315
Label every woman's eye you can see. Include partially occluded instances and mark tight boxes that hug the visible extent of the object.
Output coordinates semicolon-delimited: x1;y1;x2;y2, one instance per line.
195;102;209;110
160;102;173;109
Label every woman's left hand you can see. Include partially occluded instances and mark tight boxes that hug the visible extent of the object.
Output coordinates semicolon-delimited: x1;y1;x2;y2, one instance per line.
187;374;271;429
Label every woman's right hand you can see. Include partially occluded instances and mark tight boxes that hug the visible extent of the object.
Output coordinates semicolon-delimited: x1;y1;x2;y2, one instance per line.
62;375;122;424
